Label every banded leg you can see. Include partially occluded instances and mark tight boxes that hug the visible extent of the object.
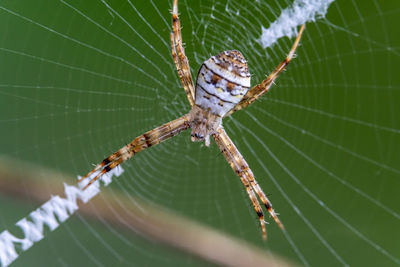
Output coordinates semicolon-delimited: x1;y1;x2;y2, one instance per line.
171;0;195;106
226;24;305;117
79;115;190;190
213;127;283;240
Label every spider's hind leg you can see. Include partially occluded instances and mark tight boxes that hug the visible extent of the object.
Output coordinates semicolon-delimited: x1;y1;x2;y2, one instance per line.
170;0;196;107
225;24;305;117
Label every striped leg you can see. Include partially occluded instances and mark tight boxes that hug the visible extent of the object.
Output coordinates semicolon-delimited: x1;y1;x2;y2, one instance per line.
79;115;190;190
226;24;305;117
213;127;283;240
171;0;195;106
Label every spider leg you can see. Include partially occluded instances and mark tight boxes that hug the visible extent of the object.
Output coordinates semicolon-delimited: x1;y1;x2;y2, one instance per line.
171;0;195;106
225;24;305;117
213;127;283;240
78;115;190;190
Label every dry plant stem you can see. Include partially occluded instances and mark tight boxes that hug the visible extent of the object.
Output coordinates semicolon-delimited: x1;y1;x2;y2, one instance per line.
0;156;297;267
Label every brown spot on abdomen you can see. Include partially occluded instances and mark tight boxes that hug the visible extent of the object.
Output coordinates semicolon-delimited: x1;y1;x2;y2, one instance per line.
226;81;236;91
211;74;221;85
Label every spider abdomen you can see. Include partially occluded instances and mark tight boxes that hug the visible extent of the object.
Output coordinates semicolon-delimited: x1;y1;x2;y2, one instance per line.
195;50;251;117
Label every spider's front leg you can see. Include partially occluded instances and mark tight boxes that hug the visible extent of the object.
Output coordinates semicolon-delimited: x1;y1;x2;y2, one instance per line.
213;128;283;240
79;115;190;190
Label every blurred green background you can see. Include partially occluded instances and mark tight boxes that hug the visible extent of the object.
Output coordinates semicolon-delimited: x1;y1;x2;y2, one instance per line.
1;0;399;266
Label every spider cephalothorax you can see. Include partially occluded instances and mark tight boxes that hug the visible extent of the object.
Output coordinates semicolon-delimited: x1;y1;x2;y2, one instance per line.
79;0;304;241
189;50;250;146
188;105;221;146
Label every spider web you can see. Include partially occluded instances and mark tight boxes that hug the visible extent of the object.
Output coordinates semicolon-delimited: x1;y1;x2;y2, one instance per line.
0;0;399;266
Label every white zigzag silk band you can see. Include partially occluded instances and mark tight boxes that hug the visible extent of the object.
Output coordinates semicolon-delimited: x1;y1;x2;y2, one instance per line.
0;167;124;266
259;0;334;48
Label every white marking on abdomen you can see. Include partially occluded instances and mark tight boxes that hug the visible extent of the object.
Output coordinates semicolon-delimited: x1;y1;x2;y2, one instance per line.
204;59;250;87
195;64;250;117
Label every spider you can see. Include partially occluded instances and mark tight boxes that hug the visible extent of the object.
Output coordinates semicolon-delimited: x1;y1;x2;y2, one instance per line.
79;0;305;240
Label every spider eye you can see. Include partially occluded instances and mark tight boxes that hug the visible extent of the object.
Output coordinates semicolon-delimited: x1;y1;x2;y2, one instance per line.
193;133;203;139
191;132;204;140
